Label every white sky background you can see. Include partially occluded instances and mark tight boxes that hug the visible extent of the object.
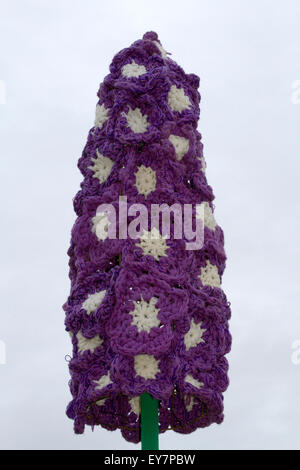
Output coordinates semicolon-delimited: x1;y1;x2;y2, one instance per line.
0;0;300;450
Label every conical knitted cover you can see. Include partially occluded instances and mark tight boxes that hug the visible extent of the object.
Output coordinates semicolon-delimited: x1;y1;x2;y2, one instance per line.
63;32;231;443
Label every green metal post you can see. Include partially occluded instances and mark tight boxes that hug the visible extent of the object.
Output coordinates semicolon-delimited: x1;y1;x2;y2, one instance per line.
141;393;159;450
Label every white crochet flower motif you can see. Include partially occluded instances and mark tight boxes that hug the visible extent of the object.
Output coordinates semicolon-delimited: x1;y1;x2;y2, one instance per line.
134;354;160;379
184;395;195;412
82;290;107;315
135;165;156;196
76;331;103;354
94;373;112;390
136;227;168;261
94;103;109;129
92;213;110;241
185;374;204;389
89;150;114;184
199;260;221;288
168;134;189;161
130;297;160;333
122;107;149;134
168;85;191;113
129;396;141;415
198;156;206;172
122;61;147;78
96;398;107;407
153;40;168;58
196;201;217;231
184;318;206;351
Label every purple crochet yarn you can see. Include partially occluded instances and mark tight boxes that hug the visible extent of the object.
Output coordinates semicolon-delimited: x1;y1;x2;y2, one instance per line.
63;31;231;444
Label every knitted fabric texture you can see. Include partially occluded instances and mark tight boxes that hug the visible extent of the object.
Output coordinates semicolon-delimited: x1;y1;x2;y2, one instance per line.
63;31;231;444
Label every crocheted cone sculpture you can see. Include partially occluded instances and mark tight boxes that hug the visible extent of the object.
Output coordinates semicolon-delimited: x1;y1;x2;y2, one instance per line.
63;32;231;443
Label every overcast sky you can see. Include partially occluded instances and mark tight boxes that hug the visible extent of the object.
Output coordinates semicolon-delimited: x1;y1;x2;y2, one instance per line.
0;0;300;450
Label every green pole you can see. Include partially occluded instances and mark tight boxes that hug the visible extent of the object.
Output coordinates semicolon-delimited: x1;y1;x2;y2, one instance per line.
141;393;159;450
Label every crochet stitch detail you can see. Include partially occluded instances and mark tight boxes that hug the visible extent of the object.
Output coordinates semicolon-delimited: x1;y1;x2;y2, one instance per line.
185;374;204;389
94;373;112;390
92;213;110;241
135;165;156;196
130;297;160;333
122;107;149;134
198;156;207;172
184;395;195;412
168;85;191;112
134;354;160;379
89;150;114;184
129;396;141;415
82;290;106;315
199;260;221;287
76;331;103;354
153;40;168;58
196;201;217;231
64;31;231;443
136;227;168;260
168;134;190;161
184;318;206;351
94;103;109;129
122;60;147;78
